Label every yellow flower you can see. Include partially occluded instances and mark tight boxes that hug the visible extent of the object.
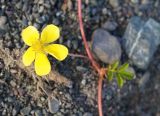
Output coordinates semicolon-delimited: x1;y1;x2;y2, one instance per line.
21;24;68;76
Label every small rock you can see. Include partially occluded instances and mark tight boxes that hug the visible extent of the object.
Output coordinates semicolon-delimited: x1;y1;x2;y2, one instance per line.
92;29;121;64
83;112;93;116
21;106;31;115
72;40;78;49
138;72;150;91
109;0;119;8
102;8;107;15
131;0;139;4
81;79;86;86
126;67;136;79
10;80;16;87
76;66;87;72
12;105;20;116
102;20;118;31
35;110;42;116
123;16;160;69
39;6;44;13
48;97;60;114
0;16;7;34
0;16;7;26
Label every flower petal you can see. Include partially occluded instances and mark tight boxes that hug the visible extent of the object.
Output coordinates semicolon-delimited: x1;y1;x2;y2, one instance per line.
22;47;35;66
35;53;51;76
40;24;60;43
44;44;68;61
21;26;39;46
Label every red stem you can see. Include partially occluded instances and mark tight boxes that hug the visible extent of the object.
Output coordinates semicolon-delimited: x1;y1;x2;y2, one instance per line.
77;0;105;116
98;75;103;116
77;0;100;74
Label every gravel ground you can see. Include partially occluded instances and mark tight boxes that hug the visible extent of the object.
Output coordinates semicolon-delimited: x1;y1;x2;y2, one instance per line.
0;0;160;116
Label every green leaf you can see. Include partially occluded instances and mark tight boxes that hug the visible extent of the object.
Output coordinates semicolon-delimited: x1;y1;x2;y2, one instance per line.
118;63;129;72
117;74;124;88
107;71;113;82
111;61;119;70
119;71;134;80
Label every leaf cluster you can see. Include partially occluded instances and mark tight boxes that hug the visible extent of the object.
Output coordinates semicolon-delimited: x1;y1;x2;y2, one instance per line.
107;61;134;88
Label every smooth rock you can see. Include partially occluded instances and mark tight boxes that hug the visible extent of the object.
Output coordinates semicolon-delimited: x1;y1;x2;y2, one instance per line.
92;29;121;64
0;16;7;34
123;16;160;69
83;112;93;116
131;0;139;4
21;106;31;115
35;110;43;116
102;20;118;31
109;0;119;8
0;16;7;26
48;97;60;114
138;72;150;92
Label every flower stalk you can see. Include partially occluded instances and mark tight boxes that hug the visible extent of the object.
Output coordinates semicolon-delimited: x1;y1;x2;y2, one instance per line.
77;0;107;116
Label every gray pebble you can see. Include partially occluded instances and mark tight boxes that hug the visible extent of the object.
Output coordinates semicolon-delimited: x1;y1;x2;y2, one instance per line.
109;0;119;8
81;79;86;86
139;72;150;92
39;6;44;13
72;40;78;50
21;106;31;115
0;16;7;34
102;20;118;31
131;0;139;4
102;8;107;15
0;16;7;26
83;112;93;116
10;80;16;87
48;97;60;114
123;16;160;69
92;29;121;64
35;110;43;116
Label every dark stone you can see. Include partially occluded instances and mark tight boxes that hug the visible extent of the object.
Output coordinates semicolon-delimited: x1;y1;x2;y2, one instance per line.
92;29;122;64
123;16;160;69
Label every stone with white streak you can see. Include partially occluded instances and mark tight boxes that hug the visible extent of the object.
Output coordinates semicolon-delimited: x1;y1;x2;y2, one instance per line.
123;16;160;69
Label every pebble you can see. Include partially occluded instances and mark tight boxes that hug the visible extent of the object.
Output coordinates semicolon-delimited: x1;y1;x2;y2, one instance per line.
92;28;122;64
109;0;119;8
83;112;93;116
72;40;78;50
0;16;7;26
0;16;7;34
138;72;150;92
131;0;139;4
76;66;87;72
102;20;118;31
81;79;86;86
12;105;20;116
123;16;160;69
35;109;43;116
10;80;16;87
20;106;31;115
39;6;44;13
48;97;60;114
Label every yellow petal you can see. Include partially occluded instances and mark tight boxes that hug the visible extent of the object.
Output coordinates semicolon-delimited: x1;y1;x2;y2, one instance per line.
22;47;35;66
21;26;39;46
40;24;60;43
35;53;51;76
44;44;68;61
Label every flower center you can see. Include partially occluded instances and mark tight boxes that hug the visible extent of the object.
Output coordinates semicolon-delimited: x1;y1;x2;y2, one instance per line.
32;40;44;52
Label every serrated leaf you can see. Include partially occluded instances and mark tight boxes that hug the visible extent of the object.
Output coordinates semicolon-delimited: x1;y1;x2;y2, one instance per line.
117;74;124;88
107;71;113;82
111;61;119;70
119;71;134;80
118;63;129;72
